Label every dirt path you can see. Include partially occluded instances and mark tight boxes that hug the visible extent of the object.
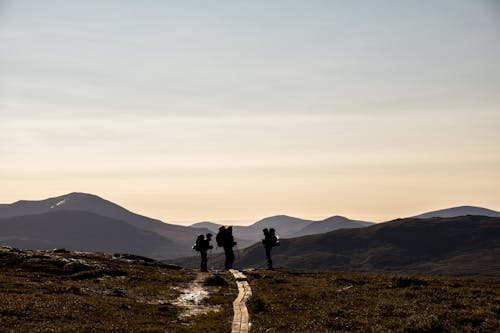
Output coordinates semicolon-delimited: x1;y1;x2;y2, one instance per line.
172;272;220;318
229;269;253;333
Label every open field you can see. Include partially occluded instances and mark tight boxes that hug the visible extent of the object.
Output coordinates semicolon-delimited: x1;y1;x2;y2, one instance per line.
0;247;236;332
2;246;499;332
246;269;500;332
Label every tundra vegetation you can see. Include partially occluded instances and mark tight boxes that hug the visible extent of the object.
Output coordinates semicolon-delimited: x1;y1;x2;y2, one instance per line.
1;247;499;332
246;269;500;333
0;247;235;332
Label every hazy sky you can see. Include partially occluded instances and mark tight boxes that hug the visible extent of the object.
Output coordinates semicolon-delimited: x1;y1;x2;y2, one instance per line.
1;0;499;225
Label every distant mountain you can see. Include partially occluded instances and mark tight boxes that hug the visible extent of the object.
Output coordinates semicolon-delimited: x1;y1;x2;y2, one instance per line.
176;216;500;277
191;215;374;242
291;216;374;237
0;193;213;258
0;210;174;258
233;215;314;240
188;221;256;250
190;221;221;233
414;206;500;219
251;215;314;233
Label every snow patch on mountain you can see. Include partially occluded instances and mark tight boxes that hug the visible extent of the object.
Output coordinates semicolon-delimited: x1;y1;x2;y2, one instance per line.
50;199;66;209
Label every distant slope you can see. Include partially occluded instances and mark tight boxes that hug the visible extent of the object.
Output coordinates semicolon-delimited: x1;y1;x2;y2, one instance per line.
185;216;500;277
232;215;314;241
190;216;316;241
414;206;500;219
191;215;374;241
291;216;374;237
190;221;220;233
0;210;175;258
0;193;214;257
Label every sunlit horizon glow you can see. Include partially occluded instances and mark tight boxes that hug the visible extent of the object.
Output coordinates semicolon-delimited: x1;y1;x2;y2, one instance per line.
1;1;499;226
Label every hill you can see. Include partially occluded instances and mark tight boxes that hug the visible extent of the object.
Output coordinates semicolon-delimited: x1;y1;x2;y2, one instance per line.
190;221;220;233
239;215;500;276
0;210;176;258
177;216;500;277
292;215;373;237
0;193;213;258
191;215;374;242
414;205;500;218
232;215;314;240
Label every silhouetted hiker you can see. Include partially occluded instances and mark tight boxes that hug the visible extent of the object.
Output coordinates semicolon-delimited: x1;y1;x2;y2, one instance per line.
216;226;226;248
262;228;279;269
193;234;211;272
217;226;236;270
202;233;213;272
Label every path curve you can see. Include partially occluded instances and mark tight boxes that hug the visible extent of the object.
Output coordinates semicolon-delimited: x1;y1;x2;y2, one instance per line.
229;269;252;333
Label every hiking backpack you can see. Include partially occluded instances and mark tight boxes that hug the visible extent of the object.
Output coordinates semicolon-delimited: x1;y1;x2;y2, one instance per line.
216;232;224;247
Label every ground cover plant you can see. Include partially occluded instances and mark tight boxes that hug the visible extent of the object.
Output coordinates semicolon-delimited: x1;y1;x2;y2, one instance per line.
246;269;500;333
0;247;236;332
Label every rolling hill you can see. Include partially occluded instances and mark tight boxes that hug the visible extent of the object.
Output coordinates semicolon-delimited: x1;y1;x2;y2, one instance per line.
0;210;174;258
191;216;313;240
178;215;500;277
190;215;374;241
291;215;373;237
0;193;214;258
414;205;500;219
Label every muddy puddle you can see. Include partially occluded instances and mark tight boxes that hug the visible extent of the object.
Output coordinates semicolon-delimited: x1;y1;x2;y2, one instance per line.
172;273;220;318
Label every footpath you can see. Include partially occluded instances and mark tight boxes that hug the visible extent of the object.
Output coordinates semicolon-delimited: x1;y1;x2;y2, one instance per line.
229;269;252;333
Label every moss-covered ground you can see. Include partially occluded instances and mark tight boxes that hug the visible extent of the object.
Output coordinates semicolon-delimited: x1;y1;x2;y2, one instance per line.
246;269;500;333
0;248;236;332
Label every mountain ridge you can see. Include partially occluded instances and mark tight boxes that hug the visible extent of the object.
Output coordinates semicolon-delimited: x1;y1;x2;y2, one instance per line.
175;215;500;277
0;210;175;258
237;215;500;276
413;205;500;219
190;215;375;241
2;193;499;264
0;193;214;258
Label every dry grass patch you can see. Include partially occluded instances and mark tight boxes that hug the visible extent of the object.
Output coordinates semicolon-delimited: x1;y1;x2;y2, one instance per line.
0;248;236;332
246;269;500;332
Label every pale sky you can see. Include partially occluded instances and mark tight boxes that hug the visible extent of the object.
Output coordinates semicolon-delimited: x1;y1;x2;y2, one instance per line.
1;0;499;225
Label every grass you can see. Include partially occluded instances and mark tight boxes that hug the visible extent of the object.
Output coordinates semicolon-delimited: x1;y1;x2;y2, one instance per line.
246;269;500;333
0;247;236;332
3;246;499;332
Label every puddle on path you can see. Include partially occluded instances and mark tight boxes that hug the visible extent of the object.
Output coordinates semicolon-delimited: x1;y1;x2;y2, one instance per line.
172;273;220;318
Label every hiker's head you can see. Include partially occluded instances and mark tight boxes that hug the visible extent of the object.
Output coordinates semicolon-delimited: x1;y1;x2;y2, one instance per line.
206;233;212;240
197;234;205;241
227;226;233;233
263;228;269;235
218;226;225;232
269;228;275;235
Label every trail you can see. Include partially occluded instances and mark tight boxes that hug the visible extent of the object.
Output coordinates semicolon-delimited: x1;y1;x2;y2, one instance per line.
172;272;219;318
229;269;252;333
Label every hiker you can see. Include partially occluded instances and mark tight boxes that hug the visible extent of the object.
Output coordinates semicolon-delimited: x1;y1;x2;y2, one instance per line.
193;234;211;272
262;228;279;269
202;233;213;272
217;225;237;270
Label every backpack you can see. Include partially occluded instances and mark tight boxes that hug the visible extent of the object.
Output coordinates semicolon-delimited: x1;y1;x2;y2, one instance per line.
272;235;280;247
216;231;224;247
193;235;204;252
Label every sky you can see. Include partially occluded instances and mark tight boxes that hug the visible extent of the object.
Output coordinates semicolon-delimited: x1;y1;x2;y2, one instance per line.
1;0;499;225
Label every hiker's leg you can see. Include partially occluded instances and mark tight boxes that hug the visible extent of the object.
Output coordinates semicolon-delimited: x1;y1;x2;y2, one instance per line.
224;249;230;270
228;249;235;269
201;251;208;271
266;247;272;269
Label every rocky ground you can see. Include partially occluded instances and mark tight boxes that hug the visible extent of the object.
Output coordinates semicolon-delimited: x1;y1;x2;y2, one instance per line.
2;246;499;332
0;246;235;332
